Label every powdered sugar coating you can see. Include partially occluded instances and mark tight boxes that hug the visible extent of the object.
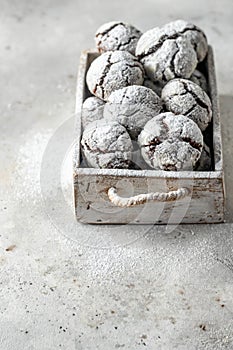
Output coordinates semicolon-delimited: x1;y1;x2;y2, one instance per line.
104;85;162;139
136;20;208;83
138;112;203;170
81;119;133;169
82;97;105;129
86;51;144;101
161;78;212;131
95;21;142;55
190;69;208;93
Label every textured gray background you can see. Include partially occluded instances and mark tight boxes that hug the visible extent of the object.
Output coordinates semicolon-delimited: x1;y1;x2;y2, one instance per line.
1;0;233;349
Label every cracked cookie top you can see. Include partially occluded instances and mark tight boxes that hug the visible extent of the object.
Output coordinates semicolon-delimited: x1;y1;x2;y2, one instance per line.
161;78;212;131
104;85;162;140
86;51;144;101
81;119;133;169
138;112;203;171
95;21;142;55
135;20;208;83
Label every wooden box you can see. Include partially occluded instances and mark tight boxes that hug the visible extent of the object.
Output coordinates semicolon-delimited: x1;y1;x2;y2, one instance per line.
73;47;225;224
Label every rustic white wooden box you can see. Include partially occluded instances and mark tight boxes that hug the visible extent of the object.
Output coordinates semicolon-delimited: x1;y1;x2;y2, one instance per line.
73;47;225;224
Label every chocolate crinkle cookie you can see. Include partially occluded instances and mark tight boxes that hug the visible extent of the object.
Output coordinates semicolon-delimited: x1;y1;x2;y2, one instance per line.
81;97;105;129
86;50;144;101
161;78;212;131
138;112;203;171
104;85;162;139
95;21;142;55
190;69;208;93
136;19;208;83
81;119;133;169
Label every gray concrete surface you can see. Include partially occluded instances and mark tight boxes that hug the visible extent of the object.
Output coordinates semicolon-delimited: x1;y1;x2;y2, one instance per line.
1;0;233;349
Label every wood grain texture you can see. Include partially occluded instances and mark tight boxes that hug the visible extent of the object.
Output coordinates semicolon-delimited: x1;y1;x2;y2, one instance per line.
73;47;225;224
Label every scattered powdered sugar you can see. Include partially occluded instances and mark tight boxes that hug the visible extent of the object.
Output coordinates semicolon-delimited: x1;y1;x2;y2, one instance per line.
14;130;54;203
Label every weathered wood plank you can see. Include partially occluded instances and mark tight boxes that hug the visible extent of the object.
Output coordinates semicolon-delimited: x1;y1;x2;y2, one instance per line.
74;173;224;224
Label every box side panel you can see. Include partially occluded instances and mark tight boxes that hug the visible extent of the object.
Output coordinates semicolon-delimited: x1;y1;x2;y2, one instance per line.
207;46;223;172
73;50;100;172
73;51;87;172
74;174;224;224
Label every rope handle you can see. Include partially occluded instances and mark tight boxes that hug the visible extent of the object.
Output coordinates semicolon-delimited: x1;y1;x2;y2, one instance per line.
108;187;190;208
